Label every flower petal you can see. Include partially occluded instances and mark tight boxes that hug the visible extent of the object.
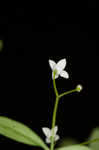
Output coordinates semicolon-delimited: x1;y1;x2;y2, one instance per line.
54;126;58;135
42;127;51;138
49;60;56;70
60;70;69;79
55;135;60;141
45;137;51;144
55;59;66;74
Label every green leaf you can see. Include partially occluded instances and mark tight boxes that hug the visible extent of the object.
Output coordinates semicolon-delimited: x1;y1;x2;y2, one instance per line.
89;127;99;150
56;145;92;150
0;116;48;150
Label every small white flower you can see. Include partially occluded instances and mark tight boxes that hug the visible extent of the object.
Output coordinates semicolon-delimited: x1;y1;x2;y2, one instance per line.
49;59;69;79
42;126;60;144
76;84;83;92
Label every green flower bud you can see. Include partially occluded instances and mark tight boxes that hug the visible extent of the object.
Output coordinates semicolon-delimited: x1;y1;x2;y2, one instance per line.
76;85;83;92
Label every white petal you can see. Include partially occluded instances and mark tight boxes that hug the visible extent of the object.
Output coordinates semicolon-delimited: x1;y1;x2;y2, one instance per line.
60;70;69;79
49;60;56;70
42;127;51;138
45;137;51;144
55;59;66;74
51;126;58;136
54;126;58;135
55;135;60;141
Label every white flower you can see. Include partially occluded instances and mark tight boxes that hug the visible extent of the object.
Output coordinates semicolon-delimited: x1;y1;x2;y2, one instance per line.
42;126;60;144
49;59;69;79
76;85;83;92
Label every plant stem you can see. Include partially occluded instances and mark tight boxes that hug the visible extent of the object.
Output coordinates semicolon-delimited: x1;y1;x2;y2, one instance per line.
50;71;59;150
50;96;59;150
59;89;77;98
53;71;58;97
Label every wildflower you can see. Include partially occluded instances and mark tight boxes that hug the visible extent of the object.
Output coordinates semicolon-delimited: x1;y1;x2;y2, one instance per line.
42;126;59;143
49;59;69;79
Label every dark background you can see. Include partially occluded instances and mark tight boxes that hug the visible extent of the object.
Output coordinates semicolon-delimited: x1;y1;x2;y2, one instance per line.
0;1;97;150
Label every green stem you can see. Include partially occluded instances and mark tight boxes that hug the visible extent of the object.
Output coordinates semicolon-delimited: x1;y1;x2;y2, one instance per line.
50;71;59;150
50;96;59;150
59;89;77;98
80;138;99;146
53;71;58;97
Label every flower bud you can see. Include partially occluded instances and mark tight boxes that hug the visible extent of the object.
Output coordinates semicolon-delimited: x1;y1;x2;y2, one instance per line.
76;85;83;92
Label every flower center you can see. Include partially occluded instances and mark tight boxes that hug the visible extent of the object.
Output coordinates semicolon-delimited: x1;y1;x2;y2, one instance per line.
53;69;58;76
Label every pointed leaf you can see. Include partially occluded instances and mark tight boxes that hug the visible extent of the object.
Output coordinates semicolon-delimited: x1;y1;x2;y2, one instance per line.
56;145;92;150
0;116;48;150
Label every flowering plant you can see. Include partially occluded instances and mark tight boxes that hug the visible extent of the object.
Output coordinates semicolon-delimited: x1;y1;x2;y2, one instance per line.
0;59;98;150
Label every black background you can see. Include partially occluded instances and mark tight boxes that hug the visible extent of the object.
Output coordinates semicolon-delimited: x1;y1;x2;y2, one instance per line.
0;1;97;150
